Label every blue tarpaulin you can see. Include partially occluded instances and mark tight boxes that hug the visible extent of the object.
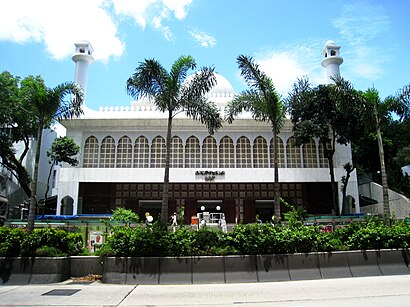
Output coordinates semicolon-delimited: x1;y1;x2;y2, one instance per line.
35;214;112;220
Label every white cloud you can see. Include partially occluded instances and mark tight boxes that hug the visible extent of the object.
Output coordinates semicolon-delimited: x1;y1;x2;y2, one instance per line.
0;0;124;61
254;41;326;96
163;0;192;19
112;0;192;41
333;1;391;80
0;0;192;60
189;30;216;48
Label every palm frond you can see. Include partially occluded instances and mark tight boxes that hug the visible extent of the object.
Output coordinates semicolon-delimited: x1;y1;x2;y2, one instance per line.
179;66;216;104
169;55;196;92
237;55;266;91
184;96;223;135
53;82;84;121
126;58;168;100
394;83;410;121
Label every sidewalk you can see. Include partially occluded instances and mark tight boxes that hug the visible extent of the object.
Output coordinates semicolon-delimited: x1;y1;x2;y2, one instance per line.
1;275;410;307
0;279;136;306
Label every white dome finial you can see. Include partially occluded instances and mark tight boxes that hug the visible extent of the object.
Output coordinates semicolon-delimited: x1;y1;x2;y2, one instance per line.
321;40;343;84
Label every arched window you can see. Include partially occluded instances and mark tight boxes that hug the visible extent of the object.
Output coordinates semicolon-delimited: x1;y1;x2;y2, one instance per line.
219;136;234;168
185;136;200;168
100;136;115;168
83;136;99;168
303;138;317;168
270;137;285;168
170;136;183;168
319;141;331;168
134;136;149;168
236;136;251;168
286;137;301;168
116;136;132;168
253;136;268;168
151;136;166;168
202;136;217;168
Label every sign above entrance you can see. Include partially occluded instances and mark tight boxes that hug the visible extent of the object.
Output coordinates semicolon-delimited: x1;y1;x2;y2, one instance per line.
195;170;225;181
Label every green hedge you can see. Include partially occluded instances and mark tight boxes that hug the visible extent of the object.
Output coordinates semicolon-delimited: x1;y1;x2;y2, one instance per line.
0;227;84;257
1;217;409;258
97;217;410;257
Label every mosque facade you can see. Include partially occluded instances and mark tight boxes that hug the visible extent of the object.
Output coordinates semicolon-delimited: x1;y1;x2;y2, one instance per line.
57;40;359;223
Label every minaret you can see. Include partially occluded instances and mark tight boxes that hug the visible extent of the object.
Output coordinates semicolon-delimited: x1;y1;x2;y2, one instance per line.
72;41;94;104
321;40;343;84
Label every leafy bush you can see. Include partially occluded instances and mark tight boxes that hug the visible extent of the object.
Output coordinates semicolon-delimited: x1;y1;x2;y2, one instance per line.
110;207;140;224
0;227;27;256
94;244;116;257
107;223;168;257
34;246;66;257
21;228;84;256
336;217;410;250
1;216;409;258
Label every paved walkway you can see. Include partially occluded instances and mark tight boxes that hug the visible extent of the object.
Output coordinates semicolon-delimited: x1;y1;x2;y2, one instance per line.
1;275;410;306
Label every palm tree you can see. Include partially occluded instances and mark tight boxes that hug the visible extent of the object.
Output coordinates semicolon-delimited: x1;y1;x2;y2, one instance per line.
362;84;409;216
126;55;223;225
225;55;285;219
21;76;84;233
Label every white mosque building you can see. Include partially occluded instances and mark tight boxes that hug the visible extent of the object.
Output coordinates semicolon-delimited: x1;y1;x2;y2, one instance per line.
56;40;360;223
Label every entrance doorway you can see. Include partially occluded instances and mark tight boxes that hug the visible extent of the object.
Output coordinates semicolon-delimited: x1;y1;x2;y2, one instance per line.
197;200;224;225
139;200;161;223
255;200;275;222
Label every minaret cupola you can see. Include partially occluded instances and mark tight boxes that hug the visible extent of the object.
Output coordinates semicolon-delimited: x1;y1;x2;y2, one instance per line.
321;40;343;84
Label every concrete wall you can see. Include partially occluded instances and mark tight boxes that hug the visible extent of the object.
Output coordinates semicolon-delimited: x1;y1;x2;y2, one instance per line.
1;250;408;285
102;250;410;285
359;182;410;219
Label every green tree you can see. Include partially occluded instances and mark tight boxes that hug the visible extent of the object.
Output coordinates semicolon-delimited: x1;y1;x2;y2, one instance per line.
44;136;80;201
19;76;83;232
126;55;223;225
110;207;140;225
225;55;285;219
287;77;365;215
0;71;35;197
361;84;409;215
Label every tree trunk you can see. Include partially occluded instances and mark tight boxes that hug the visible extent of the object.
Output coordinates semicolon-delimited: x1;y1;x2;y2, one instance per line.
376;126;389;215
1;155;32;197
272;129;281;220
325;132;339;215
341;164;354;214
161;111;173;226
27;123;44;233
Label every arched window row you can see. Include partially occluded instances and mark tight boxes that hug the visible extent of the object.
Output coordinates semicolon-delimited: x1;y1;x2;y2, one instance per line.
82;135;329;169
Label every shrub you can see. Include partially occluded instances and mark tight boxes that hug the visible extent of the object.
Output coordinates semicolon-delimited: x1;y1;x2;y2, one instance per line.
21;228;84;256
1;217;409;258
165;227;195;257
34;246;65;257
106;223;168;257
339;217;410;250
110;207;140;224
94;244;116;257
191;228;233;256
0;227;26;256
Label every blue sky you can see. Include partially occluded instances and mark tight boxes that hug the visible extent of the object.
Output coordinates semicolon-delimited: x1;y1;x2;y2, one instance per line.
0;0;409;112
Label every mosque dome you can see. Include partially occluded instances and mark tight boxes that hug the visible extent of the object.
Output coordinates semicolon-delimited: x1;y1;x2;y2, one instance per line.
131;72;236;111
209;73;235;95
205;73;235;107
